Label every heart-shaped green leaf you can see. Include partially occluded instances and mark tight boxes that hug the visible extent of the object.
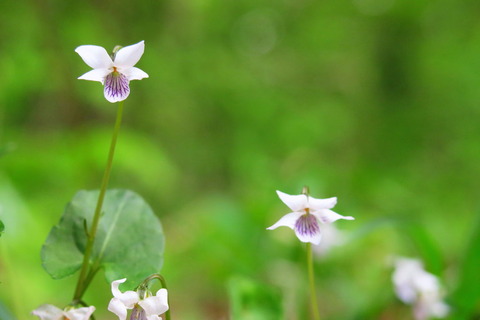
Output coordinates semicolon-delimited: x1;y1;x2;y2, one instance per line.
42;189;164;288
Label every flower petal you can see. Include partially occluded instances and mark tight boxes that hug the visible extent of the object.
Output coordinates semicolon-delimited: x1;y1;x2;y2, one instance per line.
276;190;308;211
108;298;128;320
78;68;111;83
267;211;302;230
75;45;113;69
122;67;149;81
294;214;322;245
104;72;130;103
114;41;145;68
314;209;354;224
64;306;96;320
308;196;337;210
146;315;162;320
138;289;169;316
110;278;139;308
31;304;64;320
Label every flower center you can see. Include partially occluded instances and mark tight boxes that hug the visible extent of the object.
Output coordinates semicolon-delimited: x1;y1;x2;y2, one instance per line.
294;213;320;237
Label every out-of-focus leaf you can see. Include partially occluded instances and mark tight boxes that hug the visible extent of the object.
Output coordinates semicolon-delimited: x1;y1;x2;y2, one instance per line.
450;215;480;319
41;189;164;289
228;277;283;320
0;220;4;237
400;222;444;275
0;301;16;320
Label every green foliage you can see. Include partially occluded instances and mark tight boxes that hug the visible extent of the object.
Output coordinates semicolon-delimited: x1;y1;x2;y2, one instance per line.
41;189;164;289
228;277;283;320
450;215;480;319
0;220;3;237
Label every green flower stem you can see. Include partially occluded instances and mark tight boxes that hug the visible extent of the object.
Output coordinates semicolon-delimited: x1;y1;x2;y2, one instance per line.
140;274;172;320
73;100;125;301
307;242;320;320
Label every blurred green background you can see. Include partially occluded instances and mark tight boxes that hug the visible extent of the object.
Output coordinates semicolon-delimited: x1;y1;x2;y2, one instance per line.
1;0;480;319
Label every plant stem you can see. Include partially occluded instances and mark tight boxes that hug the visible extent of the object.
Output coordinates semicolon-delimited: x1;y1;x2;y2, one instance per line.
73;100;125;301
307;243;320;320
140;274;172;320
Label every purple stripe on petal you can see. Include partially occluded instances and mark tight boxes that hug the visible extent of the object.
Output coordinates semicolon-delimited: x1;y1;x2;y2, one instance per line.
294;214;320;237
104;72;130;102
130;306;147;320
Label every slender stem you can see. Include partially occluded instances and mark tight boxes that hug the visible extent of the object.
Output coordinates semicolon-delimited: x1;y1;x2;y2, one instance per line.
306;243;320;320
73;101;125;301
140;274;171;320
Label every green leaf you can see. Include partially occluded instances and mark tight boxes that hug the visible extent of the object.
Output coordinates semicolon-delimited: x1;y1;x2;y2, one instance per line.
450;214;480;319
228;277;283;320
0;220;3;237
41;189;164;288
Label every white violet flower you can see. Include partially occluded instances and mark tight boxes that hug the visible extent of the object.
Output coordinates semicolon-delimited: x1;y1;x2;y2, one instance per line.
267;190;354;245
75;41;148;103
32;304;95;320
108;278;169;320
392;257;449;320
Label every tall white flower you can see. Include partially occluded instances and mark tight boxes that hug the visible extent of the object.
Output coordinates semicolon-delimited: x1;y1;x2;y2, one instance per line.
267;190;354;245
75;41;148;103
108;278;169;320
32;304;95;320
392;257;449;320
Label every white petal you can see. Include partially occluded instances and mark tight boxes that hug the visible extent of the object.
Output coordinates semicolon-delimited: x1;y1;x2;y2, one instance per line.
146;316;162;320
308;196;337;210
31;304;63;320
139;289;169;316
122;67;149;81
294;214;322;245
75;45;113;69
114;41;145;68
64;306;96;320
111;278;139;308
267;212;302;230
108;298;128;320
104;73;130;103
276;190;308;211
78;68;111;83
314;209;354;224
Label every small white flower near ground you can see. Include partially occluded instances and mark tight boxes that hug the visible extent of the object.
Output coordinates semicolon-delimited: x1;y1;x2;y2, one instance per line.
108;278;169;320
31;304;95;320
392;257;449;320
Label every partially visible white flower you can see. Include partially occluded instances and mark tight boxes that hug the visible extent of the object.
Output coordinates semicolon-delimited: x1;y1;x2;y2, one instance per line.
75;41;148;103
392;257;449;320
32;304;95;320
108;278;169;320
267;190;354;245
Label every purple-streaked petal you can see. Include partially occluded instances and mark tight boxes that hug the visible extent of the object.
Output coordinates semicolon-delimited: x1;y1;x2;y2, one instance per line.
31;304;63;320
314;209;354;224
308;196;337;210
64;306;96;320
122;67;149;81
276;190;308;211
104;72;130;103
78;68;111;83
267;212;302;230
138;289;169;316
294;214;322;244
114;41;145;68
130;307;147;320
108;298;128;320
75;45;113;69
